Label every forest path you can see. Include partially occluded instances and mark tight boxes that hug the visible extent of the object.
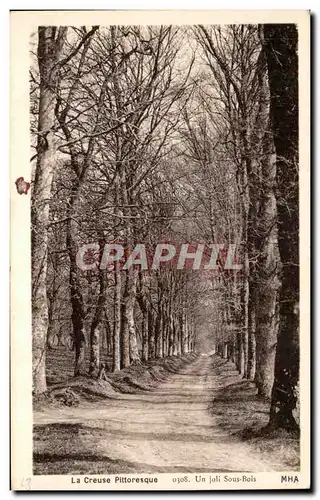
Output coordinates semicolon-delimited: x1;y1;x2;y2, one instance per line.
34;354;282;473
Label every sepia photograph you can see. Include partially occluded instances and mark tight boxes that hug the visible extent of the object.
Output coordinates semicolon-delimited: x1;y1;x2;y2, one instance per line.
10;10;310;491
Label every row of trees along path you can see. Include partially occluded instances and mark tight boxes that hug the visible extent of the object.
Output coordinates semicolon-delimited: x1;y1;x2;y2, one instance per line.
31;24;299;431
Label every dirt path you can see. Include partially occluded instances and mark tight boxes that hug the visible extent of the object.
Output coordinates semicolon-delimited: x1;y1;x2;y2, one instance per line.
34;354;283;473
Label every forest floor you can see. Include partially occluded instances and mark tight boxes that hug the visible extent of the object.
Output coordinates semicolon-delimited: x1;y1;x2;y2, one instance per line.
33;354;299;475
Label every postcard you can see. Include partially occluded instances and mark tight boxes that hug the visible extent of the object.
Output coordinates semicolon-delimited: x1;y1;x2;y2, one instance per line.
10;9;310;490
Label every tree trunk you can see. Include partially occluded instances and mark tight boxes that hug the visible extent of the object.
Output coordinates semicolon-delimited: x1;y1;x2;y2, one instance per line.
155;304;163;358
163;322;169;357
46;292;56;350
189;320;195;352
32;27;67;394
246;301;256;380
168;312;174;357
236;331;245;375
121;276;131;368
66;210;87;376
141;308;149;362
223;342;228;359
255;312;278;397
181;312;187;355
137;272;149;362
231;338;236;364
129;323;140;364
105;314;112;356
239;128;251;379
121;268;140;367
148;309;156;359
175;320;181;355
89;267;107;376
263;24;300;430
89;326;100;376
254;173;280;397
244;38;281;398
112;260;122;372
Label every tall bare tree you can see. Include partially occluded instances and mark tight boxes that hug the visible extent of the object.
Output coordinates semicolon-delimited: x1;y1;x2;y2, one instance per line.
32;26;98;393
263;24;299;430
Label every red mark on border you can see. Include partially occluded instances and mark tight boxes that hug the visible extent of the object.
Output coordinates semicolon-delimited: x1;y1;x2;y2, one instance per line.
15;177;30;195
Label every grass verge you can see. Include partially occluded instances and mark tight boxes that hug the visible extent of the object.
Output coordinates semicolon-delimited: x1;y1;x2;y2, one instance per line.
209;356;300;470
